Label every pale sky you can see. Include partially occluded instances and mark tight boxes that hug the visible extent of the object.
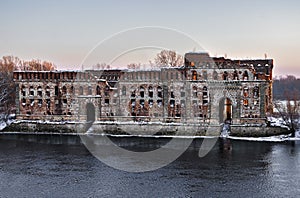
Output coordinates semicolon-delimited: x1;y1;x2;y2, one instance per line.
1;0;300;77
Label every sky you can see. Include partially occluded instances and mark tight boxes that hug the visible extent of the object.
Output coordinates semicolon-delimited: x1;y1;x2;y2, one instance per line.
0;0;300;77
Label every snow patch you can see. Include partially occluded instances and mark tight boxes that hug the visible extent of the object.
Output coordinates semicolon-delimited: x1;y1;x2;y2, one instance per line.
0;121;7;131
228;133;300;142
0;114;16;131
228;135;286;142
220;124;230;138
267;116;289;129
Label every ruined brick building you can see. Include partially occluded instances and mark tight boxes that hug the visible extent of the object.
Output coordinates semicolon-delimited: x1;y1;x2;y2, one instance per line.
13;52;273;128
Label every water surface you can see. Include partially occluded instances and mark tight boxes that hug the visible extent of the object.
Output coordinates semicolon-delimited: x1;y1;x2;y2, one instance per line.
0;135;299;197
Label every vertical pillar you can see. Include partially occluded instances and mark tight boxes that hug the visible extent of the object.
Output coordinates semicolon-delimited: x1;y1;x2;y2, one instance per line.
15;84;20;116
260;84;266;118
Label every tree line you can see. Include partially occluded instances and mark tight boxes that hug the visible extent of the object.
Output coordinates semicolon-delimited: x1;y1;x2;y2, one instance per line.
272;75;300;136
126;50;183;69
273;75;300;100
0;55;55;123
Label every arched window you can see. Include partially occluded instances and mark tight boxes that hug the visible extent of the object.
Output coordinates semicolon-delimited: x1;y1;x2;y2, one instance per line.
253;86;259;98
157;86;162;98
21;85;26;97
120;86;125;96
131;87;136;98
55;86;59;96
192;71;197;80
243;99;249;107
180;87;185;97
213;71;218;80
105;85;109;96
243;87;249;97
170;99;175;108
243;71;249;80
79;86;83;95
46;86;50;97
148;86;153;98
157;99;163;107
37;86;42;97
193;86;197;98
70;86;75;95
140;99;145;108
149;99;153;107
88;86;93;95
96;86;101;95
203;71;208;80
46;99;51;109
233;70;239;80
22;98;26;105
131;99;136;107
29;86;34;96
223;71;228;80
203;86;208;97
62;86;67;95
140;86;145;98
55;73;60;80
171;91;175;99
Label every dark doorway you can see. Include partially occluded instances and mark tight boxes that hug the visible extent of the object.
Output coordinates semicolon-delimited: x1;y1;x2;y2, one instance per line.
219;98;232;124
86;103;95;131
86;103;95;123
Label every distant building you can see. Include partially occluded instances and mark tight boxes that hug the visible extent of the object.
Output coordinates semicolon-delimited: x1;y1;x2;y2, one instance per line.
13;52;273;127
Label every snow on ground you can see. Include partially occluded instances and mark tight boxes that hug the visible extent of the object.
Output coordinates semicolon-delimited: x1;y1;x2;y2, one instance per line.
229;135;300;142
0;121;7;131
227;117;300;142
228;128;300;142
228;135;287;142
267;116;288;128
0;114;16;131
273;100;300;113
1;113;300;142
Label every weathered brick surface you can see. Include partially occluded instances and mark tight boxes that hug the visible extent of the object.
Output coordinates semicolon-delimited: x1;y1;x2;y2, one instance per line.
12;53;275;135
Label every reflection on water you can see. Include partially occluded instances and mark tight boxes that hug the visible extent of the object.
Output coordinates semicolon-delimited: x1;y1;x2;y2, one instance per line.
0;134;299;197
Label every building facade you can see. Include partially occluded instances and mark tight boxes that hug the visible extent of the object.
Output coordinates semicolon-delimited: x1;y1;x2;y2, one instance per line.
13;52;273;127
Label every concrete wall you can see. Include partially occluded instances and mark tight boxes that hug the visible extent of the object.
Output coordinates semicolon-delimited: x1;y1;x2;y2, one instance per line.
2;121;290;137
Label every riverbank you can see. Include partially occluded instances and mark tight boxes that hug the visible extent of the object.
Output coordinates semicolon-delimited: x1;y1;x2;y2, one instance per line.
1;120;291;137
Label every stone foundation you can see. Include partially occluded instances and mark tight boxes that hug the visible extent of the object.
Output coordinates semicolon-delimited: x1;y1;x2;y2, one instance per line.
230;125;290;137
2;121;290;137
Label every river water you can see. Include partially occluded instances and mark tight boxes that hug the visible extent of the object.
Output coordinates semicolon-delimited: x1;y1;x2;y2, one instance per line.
0;134;299;197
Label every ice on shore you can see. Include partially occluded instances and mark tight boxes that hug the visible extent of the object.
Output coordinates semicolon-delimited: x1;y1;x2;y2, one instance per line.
0;114;15;131
0;121;7;130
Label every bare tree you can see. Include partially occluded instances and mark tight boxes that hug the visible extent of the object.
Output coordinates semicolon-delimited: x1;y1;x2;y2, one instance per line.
41;61;56;71
94;63;111;70
0;56;21;71
21;59;56;71
0;59;17;126
0;55;56;126
0;55;56;71
154;50;183;67
127;63;141;70
273;91;300;137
